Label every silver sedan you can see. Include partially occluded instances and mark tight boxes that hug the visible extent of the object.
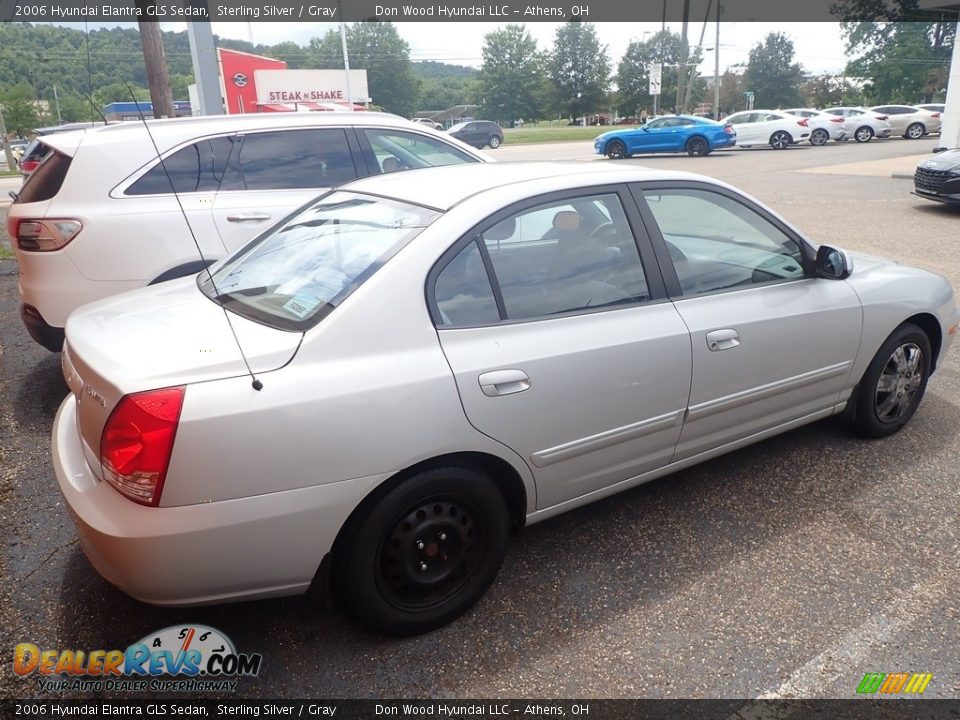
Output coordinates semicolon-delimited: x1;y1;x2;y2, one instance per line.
53;163;958;634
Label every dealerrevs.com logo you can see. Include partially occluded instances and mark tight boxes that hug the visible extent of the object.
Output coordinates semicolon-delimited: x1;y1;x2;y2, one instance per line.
856;672;933;695
13;625;262;693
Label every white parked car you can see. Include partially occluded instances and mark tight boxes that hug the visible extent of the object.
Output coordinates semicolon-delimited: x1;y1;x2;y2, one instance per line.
53;162;958;634
916;103;944;115
7;112;488;351
868;104;941;138
411;117;443;130
723;110;811;149
821;107;893;143
781;108;849;145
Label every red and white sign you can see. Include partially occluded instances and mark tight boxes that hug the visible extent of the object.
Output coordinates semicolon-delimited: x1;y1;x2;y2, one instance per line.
254;69;370;107
218;48;287;114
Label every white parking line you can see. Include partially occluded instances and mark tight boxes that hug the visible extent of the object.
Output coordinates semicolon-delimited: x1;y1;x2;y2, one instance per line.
727;575;949;718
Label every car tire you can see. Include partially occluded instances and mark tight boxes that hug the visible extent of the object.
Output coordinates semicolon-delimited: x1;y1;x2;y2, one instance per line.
334;466;510;635
810;128;830;146
605;139;627;159
851;322;931;438
905;122;925;140
488;135;502;149
685;136;710;156
854;126;874;143
769;131;791;150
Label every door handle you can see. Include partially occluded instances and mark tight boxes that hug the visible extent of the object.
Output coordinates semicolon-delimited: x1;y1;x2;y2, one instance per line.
226;213;272;223
478;369;530;397
706;328;740;351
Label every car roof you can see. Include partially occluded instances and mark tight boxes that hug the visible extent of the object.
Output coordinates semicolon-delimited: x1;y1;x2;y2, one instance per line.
342;161;712;212
37;111;477;158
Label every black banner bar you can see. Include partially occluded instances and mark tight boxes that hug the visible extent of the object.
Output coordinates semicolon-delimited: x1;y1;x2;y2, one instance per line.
3;699;960;720
0;0;958;23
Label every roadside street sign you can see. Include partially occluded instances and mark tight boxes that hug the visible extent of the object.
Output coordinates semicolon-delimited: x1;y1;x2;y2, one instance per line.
649;63;662;96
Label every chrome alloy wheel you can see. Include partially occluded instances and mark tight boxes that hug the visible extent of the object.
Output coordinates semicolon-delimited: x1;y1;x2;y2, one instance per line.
875;343;924;423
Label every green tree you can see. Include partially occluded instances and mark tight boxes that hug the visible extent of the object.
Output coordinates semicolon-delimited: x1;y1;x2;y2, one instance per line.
616;30;705;117
715;69;745;115
841;22;953;103
479;25;542;124
802;73;844;108
833;0;954;103
0;83;39;135
744;33;804;109
547;21;610;119
310;23;420;116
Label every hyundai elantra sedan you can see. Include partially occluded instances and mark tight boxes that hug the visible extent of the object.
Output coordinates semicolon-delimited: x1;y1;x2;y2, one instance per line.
53;163;958;635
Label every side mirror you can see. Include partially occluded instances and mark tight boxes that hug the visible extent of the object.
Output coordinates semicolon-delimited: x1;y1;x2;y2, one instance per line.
815;245;853;280
641;126;650;131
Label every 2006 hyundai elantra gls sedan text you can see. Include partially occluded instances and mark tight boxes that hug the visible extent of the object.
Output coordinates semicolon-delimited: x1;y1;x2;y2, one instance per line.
53;163;958;634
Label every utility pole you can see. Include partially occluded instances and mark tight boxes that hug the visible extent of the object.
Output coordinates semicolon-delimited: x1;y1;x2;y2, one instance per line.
713;5;720;119
53;84;62;125
0;105;17;169
135;1;174;118
340;21;354;111
676;0;690;114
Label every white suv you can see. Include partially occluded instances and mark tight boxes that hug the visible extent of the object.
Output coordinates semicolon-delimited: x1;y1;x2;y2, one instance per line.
8;112;488;350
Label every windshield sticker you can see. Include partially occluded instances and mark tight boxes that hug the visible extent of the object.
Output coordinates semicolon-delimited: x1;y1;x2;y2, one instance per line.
282;293;322;319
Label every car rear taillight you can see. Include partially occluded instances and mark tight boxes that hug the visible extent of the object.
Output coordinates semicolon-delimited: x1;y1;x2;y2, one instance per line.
829;117;844;123
100;387;185;507
797;119;809;127
724;124;735;134
19;160;40;174
875;115;888;120
11;218;82;252
930;112;941;118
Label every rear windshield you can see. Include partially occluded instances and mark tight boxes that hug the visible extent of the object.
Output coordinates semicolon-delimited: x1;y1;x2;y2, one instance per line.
199;191;441;331
20;139;50;164
16;150;72;203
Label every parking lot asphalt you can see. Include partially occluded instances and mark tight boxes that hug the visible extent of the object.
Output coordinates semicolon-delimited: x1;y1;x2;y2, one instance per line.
1;138;958;700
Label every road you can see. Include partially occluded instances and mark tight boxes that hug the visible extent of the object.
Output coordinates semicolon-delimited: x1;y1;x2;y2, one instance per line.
1;138;958;700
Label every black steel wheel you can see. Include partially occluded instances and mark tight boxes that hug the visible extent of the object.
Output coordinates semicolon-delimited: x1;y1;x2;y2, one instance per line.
686;136;709;156
606;139;627;159
334;466;510;635
851;322;931;438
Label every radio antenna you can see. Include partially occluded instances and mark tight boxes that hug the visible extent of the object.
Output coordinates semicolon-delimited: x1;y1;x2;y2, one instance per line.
125;85;263;391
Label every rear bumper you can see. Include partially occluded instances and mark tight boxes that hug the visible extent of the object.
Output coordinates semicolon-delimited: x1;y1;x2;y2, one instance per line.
52;395;387;606
20;303;64;352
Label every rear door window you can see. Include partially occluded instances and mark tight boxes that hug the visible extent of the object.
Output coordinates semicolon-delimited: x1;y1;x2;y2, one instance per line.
126;136;236;195
234;129;358;190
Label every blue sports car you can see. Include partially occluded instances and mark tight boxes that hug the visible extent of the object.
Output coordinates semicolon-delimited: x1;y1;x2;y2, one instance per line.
595;115;736;158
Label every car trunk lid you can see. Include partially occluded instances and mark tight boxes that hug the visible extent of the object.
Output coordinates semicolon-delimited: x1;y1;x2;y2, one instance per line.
63;276;303;478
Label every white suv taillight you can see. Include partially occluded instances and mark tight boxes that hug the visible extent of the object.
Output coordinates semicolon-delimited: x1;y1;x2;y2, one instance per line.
100;387;185;507
12;218;83;252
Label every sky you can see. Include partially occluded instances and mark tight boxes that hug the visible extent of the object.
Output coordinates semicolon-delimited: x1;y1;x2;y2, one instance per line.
64;20;853;76
235;21;853;75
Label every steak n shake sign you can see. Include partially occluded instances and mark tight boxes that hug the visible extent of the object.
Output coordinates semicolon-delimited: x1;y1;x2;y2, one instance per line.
254;69;370;106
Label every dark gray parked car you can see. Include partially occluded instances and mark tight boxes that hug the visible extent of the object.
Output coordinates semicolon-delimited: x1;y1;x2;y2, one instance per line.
448;120;504;149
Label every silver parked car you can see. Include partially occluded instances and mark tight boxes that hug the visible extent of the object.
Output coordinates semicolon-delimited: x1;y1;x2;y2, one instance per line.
53;163;958;634
869;104;942;138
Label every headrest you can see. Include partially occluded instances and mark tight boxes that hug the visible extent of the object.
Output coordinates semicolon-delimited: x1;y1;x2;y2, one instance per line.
553;211;581;232
382;156;401;173
484;217;516;242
